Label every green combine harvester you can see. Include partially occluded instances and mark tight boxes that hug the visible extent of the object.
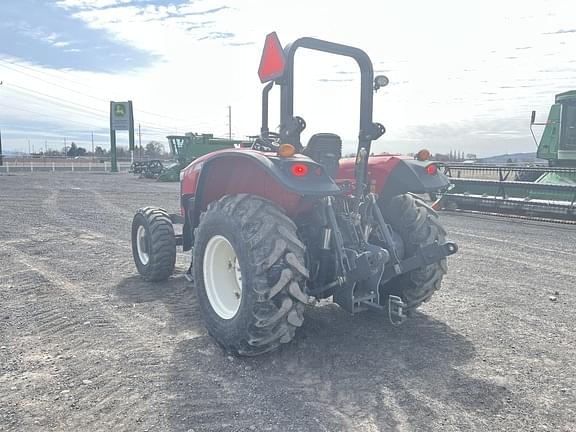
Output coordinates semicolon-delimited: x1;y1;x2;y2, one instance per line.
532;90;576;185
443;90;576;220
130;133;247;181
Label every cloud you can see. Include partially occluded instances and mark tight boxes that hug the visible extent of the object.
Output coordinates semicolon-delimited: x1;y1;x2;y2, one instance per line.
57;0;191;11
544;28;576;34
198;31;234;41
226;41;255;46
318;78;353;82
54;0;236;53
0;0;158;72
185;6;229;16
399;117;533;157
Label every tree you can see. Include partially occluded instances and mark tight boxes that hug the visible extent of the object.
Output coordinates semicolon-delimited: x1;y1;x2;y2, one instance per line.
145;141;165;159
116;146;129;159
76;147;87;156
67;142;78;157
95;146;106;157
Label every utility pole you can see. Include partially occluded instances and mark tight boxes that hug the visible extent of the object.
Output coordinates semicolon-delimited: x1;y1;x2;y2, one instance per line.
28;139;31;156
138;123;142;159
0;80;3;165
64;137;67;158
0;81;2;165
91;132;94;160
44;139;47;154
228;105;232;140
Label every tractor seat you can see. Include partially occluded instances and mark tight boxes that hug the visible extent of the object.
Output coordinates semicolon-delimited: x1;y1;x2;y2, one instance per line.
303;133;342;178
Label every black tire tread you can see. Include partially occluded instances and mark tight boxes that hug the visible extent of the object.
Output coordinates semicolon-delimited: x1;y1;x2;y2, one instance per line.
380;194;447;311
132;207;176;282
195;194;308;356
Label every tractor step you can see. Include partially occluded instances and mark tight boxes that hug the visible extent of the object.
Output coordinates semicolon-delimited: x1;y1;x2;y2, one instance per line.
388;295;406;326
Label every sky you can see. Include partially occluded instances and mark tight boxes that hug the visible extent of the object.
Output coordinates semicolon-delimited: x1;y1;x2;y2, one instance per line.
1;0;575;156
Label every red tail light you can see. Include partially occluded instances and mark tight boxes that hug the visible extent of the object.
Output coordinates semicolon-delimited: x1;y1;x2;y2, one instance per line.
291;163;309;177
426;164;438;175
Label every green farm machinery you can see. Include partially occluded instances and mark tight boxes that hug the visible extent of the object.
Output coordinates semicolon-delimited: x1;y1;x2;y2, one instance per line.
130;133;247;181
159;133;247;181
535;90;576;168
442;91;576;221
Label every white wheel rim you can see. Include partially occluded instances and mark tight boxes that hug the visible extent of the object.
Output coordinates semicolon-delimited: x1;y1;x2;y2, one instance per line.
203;235;243;320
136;225;149;265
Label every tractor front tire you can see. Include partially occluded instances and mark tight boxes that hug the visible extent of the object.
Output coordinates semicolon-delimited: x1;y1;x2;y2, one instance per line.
131;207;176;281
193;194;308;356
380;194;448;312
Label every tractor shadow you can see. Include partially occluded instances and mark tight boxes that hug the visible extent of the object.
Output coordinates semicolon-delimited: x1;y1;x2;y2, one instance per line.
113;276;522;431
178;310;520;430
114;273;202;334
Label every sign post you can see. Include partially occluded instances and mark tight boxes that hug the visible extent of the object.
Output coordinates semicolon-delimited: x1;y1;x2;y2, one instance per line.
109;101;135;173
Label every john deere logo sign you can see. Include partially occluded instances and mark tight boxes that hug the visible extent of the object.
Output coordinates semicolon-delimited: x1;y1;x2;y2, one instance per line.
111;101;131;131
115;104;126;117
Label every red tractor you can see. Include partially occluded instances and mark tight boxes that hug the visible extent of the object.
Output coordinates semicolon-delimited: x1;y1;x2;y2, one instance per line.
131;33;458;356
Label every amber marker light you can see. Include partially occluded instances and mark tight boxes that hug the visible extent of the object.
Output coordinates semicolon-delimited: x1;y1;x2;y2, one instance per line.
278;143;296;157
416;149;431;161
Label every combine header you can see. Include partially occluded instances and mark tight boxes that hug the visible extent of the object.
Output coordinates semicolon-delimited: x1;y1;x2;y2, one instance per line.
442;91;576;221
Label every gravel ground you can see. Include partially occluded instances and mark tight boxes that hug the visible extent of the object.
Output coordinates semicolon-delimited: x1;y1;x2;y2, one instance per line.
0;172;575;432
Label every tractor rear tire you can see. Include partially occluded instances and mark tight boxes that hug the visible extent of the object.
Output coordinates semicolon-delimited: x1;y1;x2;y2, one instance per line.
193;194;308;356
131;207;177;281
379;194;448;312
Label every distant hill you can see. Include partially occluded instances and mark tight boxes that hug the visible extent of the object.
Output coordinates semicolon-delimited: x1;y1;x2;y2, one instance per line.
478;152;547;164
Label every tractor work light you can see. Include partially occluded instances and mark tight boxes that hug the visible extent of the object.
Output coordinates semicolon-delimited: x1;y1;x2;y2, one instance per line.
426;164;438;175
278;143;296;157
291;163;309;177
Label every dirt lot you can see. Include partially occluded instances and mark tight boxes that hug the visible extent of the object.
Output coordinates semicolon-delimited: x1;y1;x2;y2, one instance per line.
1;172;575;432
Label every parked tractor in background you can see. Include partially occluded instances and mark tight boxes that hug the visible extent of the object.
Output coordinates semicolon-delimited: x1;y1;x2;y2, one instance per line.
130;132;246;180
158;133;248;181
131;33;458;356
